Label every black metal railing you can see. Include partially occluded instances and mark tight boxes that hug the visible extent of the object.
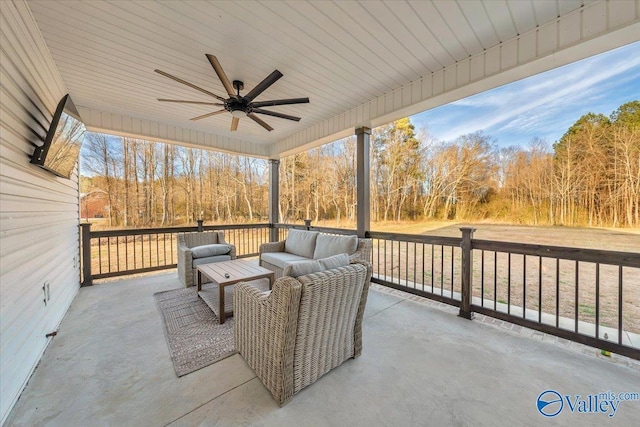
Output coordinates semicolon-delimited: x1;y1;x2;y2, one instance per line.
274;221;359;240
80;223;271;283
368;227;640;359
469;238;640;358
368;231;463;306
79;221;639;359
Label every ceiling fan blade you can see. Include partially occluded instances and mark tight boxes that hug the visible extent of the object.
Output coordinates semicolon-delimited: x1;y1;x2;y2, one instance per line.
252;108;301;122
250;98;309;108
206;54;235;97
190;109;227;121
247;113;274;131
154;69;226;101
244;70;283;102
158;99;224;106
230;117;239;131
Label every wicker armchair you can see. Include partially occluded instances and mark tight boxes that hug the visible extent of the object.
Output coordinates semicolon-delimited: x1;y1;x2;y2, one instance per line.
259;234;372;279
234;261;372;406
177;231;236;287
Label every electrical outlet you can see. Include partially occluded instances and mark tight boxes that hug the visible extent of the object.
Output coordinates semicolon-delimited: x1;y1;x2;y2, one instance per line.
73;256;76;268
42;282;51;306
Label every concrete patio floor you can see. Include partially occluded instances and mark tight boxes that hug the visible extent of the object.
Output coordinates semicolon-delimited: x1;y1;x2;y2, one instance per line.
6;271;639;426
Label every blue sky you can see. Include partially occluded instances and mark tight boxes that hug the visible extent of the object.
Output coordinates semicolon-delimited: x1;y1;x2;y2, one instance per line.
411;41;640;149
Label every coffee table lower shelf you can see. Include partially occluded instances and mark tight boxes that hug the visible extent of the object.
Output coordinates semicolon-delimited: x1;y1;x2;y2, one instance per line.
197;259;274;324
197;279;270;322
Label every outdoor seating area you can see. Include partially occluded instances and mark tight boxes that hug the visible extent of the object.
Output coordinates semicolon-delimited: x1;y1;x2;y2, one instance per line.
184;229;374;405
5;271;639;426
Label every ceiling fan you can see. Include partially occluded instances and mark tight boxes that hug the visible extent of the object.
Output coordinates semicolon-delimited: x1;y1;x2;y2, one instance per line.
154;54;309;132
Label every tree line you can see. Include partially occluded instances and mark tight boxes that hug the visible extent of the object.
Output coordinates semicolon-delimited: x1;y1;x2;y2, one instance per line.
81;136;268;227
81;101;639;229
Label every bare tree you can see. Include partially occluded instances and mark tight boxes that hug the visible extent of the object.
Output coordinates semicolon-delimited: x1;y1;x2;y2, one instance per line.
83;133;119;226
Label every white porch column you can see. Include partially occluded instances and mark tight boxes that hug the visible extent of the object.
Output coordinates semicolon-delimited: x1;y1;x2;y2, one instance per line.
268;159;280;242
356;127;371;238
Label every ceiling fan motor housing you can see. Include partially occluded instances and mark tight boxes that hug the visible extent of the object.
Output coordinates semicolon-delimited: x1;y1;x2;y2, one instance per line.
226;94;252;117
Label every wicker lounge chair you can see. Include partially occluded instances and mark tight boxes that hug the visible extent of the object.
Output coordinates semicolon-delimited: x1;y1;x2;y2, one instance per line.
177;231;236;287
234;260;372;406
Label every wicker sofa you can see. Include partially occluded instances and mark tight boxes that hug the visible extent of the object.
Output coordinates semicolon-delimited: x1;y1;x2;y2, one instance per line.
259;229;372;279
177;231;236;287
234;260;372;406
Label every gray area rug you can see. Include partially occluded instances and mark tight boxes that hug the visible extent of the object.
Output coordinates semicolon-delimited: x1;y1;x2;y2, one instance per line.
154;286;236;377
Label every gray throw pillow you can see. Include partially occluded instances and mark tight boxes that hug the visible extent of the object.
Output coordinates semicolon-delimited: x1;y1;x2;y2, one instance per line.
318;253;350;270
190;244;231;258
313;234;358;259
283;259;325;278
284;229;319;258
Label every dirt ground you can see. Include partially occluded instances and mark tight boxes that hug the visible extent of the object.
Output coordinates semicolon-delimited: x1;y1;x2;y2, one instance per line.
423;222;640;252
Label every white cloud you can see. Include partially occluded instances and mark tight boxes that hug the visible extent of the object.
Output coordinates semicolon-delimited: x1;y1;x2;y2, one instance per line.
414;42;640;144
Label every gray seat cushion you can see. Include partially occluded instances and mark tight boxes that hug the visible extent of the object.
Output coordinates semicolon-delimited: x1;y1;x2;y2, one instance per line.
313;234;358;259
318;253;350;270
284;229;319;258
282;254;350;278
192;255;232;267
261;252;309;269
191;244;231;258
283;259;325;278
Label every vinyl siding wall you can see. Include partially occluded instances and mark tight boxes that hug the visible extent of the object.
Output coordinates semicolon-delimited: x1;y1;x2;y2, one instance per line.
1;1;80;424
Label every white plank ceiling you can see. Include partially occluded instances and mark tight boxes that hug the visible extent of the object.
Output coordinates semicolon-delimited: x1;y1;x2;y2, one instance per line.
23;0;639;157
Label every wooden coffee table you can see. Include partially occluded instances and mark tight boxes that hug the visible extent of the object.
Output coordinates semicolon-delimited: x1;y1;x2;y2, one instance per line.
197;259;274;324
